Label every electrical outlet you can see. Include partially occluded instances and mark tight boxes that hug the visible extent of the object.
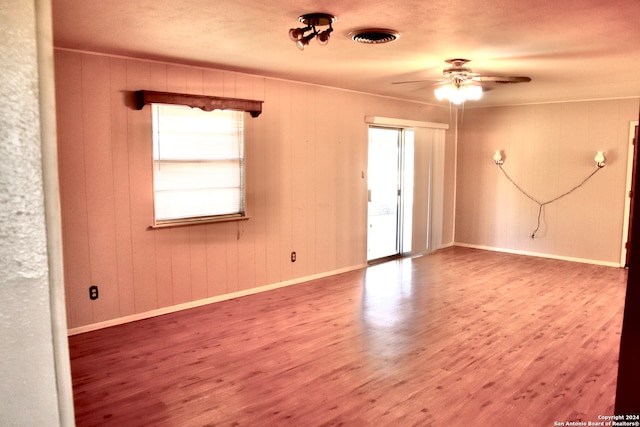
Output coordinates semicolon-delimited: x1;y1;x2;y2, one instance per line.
291;251;296;262
89;285;99;300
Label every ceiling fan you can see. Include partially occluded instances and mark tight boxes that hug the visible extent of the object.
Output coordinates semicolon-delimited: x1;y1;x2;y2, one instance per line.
393;58;531;103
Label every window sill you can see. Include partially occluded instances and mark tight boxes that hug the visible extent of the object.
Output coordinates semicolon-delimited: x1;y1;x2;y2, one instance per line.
149;215;250;229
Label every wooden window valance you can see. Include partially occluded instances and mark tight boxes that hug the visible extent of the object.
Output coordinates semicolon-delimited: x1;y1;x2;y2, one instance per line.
135;90;263;118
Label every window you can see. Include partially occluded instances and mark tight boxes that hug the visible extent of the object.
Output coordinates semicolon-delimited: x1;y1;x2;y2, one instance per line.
151;103;246;226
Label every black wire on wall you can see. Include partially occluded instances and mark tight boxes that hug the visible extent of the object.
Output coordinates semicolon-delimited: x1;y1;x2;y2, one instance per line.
496;164;603;239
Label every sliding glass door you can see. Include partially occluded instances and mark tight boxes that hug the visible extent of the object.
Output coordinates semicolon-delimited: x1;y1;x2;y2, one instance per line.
367;127;414;261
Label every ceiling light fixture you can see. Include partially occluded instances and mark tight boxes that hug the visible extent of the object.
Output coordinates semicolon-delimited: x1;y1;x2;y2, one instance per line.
434;79;483;105
288;13;337;50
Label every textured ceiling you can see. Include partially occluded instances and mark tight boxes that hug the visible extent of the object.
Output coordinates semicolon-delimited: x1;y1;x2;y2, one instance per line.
52;0;640;106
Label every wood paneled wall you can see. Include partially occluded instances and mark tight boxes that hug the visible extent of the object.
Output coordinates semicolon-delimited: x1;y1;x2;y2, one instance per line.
455;99;639;265
55;50;455;329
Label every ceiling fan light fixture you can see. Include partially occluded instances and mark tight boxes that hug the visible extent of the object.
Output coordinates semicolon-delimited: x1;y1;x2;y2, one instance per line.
395;58;530;103
434;84;482;105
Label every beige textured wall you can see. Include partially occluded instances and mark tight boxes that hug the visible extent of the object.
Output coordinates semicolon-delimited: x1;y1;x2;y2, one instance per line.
55;50;456;330
455;99;639;265
0;0;73;425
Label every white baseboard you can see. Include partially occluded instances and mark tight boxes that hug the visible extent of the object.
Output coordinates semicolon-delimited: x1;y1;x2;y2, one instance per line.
453;242;622;268
438;241;455;250
68;263;368;336
407;241;455;259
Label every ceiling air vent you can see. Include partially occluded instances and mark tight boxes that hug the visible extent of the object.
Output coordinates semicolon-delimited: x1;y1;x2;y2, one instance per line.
350;28;400;44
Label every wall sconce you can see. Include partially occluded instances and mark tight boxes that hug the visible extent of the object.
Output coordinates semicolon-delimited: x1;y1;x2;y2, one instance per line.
595;151;605;168
289;13;336;50
493;150;504;165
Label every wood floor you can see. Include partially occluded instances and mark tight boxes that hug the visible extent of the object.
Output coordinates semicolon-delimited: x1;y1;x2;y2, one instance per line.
69;247;628;426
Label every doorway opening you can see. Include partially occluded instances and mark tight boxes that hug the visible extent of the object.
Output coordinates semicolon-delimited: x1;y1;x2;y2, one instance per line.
622;121;639;267
367;126;414;262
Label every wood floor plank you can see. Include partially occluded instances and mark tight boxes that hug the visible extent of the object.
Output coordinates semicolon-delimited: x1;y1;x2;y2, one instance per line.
69;247;628;426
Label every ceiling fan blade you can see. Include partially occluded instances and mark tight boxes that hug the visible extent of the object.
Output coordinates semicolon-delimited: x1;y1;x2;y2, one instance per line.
477;76;532;83
391;79;440;85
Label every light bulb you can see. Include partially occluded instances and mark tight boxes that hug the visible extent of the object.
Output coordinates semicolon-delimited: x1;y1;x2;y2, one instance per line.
465;85;483;100
434;86;449;101
296;34;313;50
434;84;482;104
289;26;312;42
449;89;466;105
289;28;303;41
595;151;605;168
317;29;332;45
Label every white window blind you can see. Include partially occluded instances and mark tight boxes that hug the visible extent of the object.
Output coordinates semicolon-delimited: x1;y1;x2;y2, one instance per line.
152;104;245;225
